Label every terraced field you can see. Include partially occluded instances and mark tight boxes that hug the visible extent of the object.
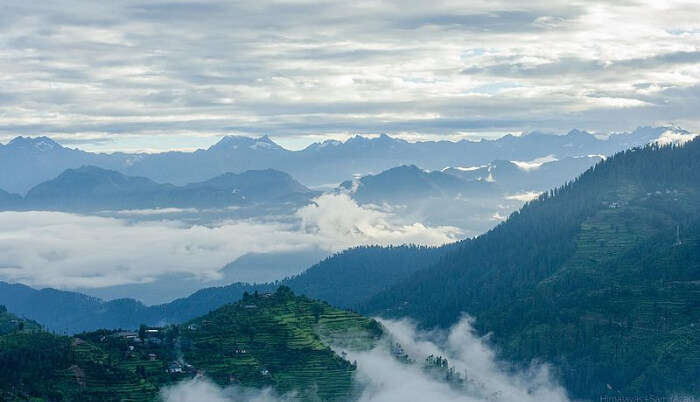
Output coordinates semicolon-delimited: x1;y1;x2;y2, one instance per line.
0;287;383;401
519;188;700;396
0;305;42;335
182;287;382;400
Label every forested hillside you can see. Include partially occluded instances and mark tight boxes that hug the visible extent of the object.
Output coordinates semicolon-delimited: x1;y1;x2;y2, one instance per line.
0;287;381;401
363;139;700;398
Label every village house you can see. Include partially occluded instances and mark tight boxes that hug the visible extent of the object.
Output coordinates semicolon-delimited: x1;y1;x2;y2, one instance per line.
167;361;183;373
112;331;138;340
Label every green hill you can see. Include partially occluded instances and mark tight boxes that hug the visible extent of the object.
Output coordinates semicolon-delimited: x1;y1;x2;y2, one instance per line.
0;305;42;335
363;139;700;398
0;287;381;401
181;287;381;400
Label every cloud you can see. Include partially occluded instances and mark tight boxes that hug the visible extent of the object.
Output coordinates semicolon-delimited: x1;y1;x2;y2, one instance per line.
0;1;699;151
510;155;559;171
349;317;570;402
0;194;460;290
160;378;289;402
160;316;570;402
297;193;461;250
505;191;542;202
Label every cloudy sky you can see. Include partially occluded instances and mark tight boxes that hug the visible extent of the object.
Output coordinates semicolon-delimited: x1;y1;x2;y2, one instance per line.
0;0;698;151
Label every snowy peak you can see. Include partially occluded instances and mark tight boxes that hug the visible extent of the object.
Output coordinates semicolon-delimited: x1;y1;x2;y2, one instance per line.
647;127;697;146
249;135;283;150
344;133;403;146
304;139;342;151
6;136;62;152
566;129;593;138
209;135;283;152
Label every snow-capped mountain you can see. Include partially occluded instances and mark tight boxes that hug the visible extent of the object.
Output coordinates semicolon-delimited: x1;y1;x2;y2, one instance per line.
0;126;685;194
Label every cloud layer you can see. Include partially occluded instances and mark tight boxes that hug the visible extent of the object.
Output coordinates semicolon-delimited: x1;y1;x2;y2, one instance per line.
0;1;698;151
351;317;569;402
160;316;570;402
0;194;460;289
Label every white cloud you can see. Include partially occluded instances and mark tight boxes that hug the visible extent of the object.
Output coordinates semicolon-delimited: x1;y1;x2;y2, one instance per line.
511;155;559;171
349;317;570;402
160;378;289;402
0;194;460;290
505;191;542;202
107;207;201;216
297;193;462;250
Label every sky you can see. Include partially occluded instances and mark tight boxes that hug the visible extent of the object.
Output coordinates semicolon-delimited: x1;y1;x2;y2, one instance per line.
0;0;699;152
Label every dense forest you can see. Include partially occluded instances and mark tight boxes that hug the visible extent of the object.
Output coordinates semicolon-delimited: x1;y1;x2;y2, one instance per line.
362;139;700;398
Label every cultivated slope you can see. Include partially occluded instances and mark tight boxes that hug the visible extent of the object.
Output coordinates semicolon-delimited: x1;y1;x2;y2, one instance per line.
363;139;700;398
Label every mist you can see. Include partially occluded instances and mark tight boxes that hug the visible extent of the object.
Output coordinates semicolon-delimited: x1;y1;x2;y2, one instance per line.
160;316;570;402
0;194;460;291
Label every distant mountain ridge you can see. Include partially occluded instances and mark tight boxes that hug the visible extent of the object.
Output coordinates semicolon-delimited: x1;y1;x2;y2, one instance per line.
340;156;604;205
1;166;317;212
339;165;491;204
0;126;688;194
442;155;605;192
0;245;448;334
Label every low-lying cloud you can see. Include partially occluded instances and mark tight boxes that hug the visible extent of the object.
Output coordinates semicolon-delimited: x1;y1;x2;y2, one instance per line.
297;193;462;250
505;191;542;202
0;194;460;290
160;316;570;402
160;378;290;402
350;317;570;402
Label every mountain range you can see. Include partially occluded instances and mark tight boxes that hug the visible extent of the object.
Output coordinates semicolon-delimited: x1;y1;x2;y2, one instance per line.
442;155;605;192
0;166;317;212
0;126;687;194
341;155;603;204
